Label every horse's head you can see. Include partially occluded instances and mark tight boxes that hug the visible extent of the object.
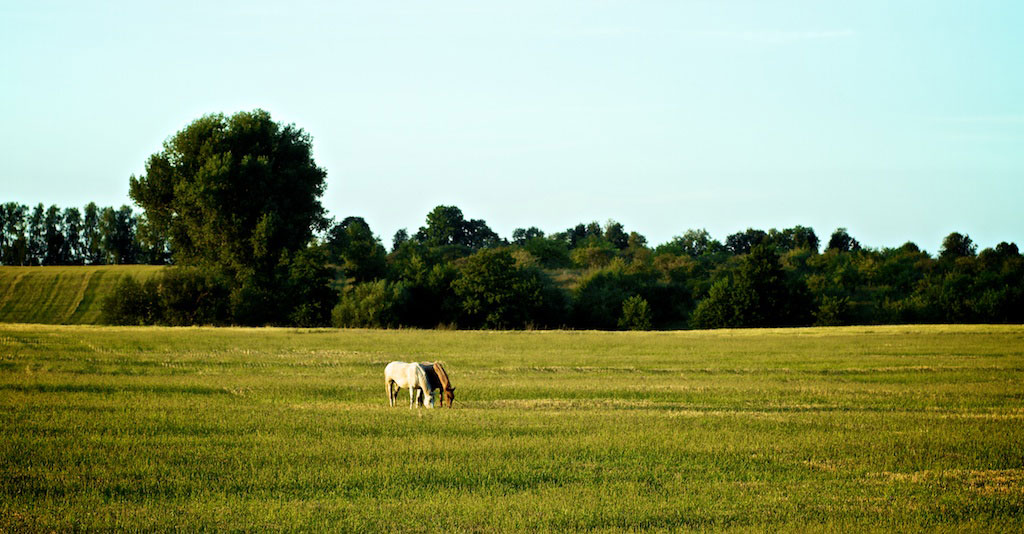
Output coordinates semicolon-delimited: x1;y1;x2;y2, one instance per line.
425;391;435;408
443;386;455;408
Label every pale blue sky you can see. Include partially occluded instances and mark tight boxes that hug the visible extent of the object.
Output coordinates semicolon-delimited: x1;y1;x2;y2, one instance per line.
3;1;1022;252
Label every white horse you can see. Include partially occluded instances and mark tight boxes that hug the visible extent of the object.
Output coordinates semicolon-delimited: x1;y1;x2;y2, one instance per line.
384;361;434;408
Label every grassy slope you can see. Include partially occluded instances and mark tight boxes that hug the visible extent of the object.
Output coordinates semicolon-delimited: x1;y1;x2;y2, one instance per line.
1;325;1023;532
0;265;164;324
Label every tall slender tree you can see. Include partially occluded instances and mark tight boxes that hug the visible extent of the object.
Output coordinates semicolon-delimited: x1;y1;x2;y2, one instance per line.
0;203;28;265
43;205;65;265
62;207;84;264
26;203;45;266
83;202;103;265
99;206;138;264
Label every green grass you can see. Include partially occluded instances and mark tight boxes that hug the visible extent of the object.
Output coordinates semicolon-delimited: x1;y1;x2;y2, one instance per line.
2;324;1023;532
0;265;165;324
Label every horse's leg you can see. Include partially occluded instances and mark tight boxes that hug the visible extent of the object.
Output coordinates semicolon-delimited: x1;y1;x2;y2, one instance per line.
386;380;394;407
409;387;416;409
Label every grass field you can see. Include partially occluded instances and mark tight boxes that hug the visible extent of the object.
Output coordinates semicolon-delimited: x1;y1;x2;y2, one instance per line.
1;324;1023;532
0;265;165;325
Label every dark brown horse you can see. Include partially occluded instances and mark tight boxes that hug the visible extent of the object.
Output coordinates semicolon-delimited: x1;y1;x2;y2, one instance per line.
418;361;456;407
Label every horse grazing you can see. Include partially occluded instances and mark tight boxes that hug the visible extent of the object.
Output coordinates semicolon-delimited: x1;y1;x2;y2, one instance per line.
419;361;456;408
384;361;434;408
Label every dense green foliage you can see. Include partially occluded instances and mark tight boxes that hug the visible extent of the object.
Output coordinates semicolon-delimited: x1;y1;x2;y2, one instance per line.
334;213;1023;330
101;267;229;326
129;110;327;274
2;325;1022;531
123;109;336;326
4;199;1022;329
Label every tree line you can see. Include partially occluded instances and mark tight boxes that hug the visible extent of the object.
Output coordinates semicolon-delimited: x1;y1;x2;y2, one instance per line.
327;208;1023;329
0;202;168;266
6;204;1020;330
5;109;1020;329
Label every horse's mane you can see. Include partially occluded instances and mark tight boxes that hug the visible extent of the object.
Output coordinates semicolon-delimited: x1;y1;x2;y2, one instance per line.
432;361;452;390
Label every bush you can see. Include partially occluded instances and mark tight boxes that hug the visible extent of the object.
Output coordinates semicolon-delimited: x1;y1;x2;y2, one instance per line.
451;248;566;329
101;268;232;326
285;247;339;327
690;278;735;329
570;244;616;269
618;295;652;330
814;295;850;326
158;268;230;326
521;237;572;269
332;280;410;328
101;276;160;325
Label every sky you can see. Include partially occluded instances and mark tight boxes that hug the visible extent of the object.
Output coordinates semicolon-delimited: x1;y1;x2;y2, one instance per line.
2;0;1023;253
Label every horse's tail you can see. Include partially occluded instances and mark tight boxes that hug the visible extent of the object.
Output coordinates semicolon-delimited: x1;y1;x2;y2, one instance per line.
433;361;452;391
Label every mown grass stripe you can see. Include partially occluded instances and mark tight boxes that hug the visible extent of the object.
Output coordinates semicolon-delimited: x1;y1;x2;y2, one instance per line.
60;268;95;324
0;266;164;325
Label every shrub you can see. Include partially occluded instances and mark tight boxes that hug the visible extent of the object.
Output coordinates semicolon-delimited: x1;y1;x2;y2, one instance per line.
101;268;231;326
814;295;850;326
332;280;410;328
101;276;160;325
158;268;230;326
452;248;565;329
618;295;652;330
690;278;735;329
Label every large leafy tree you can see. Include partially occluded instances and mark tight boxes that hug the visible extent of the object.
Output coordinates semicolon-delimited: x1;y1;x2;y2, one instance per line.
512;226;544;245
656;228;722;257
99;206;138;264
725;228;767;255
939;232;976;261
416;205;467;247
129;109;332;325
135;212;171;265
827;228;861;253
604;221;628;250
414;205;501;251
452;248;559;329
130;109;327;276
692;243;808;328
730;243;797;326
769;225;820;252
325;216;387;283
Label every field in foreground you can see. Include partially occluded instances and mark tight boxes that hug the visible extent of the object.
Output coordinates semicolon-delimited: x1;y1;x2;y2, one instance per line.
1;325;1023;532
0;265;165;324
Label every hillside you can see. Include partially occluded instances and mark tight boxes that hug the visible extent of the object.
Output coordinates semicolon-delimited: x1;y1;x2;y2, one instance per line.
0;265;165;324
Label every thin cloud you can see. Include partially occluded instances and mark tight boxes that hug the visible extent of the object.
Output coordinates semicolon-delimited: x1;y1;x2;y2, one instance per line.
697;29;857;43
570;26;637;37
932;115;1024;124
